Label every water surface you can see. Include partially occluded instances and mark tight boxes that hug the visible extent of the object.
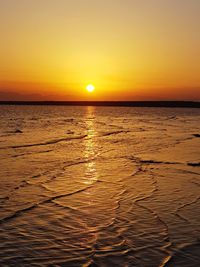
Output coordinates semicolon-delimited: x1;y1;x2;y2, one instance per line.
0;106;200;266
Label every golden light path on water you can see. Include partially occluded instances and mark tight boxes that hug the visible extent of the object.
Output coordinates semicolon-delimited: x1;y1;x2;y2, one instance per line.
81;106;99;255
84;106;98;186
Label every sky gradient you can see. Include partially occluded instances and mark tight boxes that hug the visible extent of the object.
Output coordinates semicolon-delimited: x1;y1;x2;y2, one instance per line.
0;0;200;101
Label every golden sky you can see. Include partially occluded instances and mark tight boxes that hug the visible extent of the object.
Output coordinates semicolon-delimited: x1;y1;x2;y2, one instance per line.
0;0;200;100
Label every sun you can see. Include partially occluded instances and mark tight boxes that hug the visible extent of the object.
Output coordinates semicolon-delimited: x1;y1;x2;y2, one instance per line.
86;84;95;93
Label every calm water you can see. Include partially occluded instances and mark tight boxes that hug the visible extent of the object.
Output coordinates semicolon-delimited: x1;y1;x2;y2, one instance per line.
0;105;200;267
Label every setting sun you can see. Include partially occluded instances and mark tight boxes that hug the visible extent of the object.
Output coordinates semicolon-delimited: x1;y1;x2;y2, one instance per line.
86;84;95;93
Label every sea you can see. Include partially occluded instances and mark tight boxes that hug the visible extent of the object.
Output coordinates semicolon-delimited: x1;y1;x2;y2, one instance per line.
0;105;200;267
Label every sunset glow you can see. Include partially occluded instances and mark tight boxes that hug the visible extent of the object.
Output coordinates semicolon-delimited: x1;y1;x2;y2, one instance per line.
0;0;200;101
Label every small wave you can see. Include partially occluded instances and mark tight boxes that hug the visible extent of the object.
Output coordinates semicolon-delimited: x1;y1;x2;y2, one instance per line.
11;149;53;158
0;196;9;204
187;162;200;167
0;134;87;150
14;180;30;190
0;183;96;225
140;159;180;165
14;129;23;134
1;129;23;136
101;130;129;137
193;134;200;138
167;116;177;120
169;167;200;176
163;241;200;267
176;196;200;223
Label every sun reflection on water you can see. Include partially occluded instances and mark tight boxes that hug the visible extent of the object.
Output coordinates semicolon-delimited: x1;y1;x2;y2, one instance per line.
83;106;98;185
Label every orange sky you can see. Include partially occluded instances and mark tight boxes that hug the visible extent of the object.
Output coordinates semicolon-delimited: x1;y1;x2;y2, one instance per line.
0;0;200;101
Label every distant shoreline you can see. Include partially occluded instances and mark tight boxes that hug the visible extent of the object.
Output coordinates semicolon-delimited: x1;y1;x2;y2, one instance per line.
0;101;200;108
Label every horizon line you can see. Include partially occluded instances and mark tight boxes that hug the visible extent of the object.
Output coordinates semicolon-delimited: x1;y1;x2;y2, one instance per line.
0;100;200;108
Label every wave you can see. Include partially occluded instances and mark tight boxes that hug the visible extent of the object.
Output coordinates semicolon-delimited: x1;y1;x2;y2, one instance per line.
187;162;200;167
0;183;96;226
101;130;130;137
0;134;87;150
193;134;200;138
140;159;180;165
